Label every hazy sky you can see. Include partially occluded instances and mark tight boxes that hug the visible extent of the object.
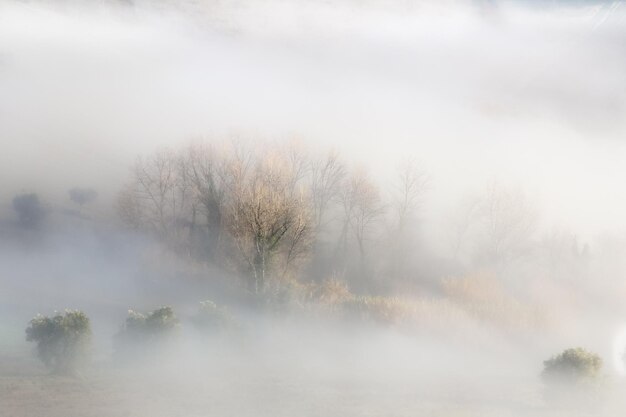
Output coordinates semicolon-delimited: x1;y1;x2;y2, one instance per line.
1;0;625;240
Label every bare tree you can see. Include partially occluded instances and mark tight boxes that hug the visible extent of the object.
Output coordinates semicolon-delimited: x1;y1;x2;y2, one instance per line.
225;148;312;293
387;159;428;281
181;143;227;259
309;150;346;231
339;170;385;261
282;140;310;196
448;184;536;267
393;159;427;230
119;140;315;286
540;229;589;281
479;183;536;264
118;185;143;230
448;196;482;261
118;149;193;248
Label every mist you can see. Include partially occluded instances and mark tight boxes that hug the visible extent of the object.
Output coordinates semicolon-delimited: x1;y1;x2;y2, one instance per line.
2;0;626;416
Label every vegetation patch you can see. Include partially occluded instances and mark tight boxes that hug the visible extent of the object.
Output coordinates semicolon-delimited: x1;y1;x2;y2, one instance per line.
542;347;605;406
114;306;179;358
25;310;91;375
192;300;239;334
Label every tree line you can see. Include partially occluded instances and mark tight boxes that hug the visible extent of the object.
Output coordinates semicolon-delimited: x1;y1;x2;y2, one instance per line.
117;140;427;294
8;138;589;294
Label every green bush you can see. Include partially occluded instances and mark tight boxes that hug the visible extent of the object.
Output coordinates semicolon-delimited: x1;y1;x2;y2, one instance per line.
25;310;91;375
115;306;179;355
542;347;602;384
542;347;605;407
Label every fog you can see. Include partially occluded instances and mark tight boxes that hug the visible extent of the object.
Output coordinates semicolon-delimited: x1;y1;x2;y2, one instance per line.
2;0;626;416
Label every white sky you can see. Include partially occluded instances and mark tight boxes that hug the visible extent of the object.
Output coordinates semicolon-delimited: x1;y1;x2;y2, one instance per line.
1;0;625;241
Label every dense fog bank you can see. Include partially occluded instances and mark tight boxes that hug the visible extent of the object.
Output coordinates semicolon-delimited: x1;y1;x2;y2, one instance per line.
2;1;626;416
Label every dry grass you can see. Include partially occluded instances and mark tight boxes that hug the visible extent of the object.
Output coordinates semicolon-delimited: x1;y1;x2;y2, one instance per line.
441;273;551;333
292;273;553;340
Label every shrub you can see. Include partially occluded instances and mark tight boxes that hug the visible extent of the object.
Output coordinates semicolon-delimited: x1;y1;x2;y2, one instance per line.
25;310;91;375
542;347;602;384
542;348;605;406
115;306;179;355
192;301;238;333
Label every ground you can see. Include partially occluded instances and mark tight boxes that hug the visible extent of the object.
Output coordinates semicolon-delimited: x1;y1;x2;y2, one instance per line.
1;350;615;417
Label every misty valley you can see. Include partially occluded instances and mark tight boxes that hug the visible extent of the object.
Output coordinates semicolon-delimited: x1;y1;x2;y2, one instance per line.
2;1;626;416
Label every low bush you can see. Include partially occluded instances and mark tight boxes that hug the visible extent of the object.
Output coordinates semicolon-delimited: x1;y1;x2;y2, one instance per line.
115;306;179;356
542;347;602;384
542;347;605;407
25;310;91;375
192;300;238;334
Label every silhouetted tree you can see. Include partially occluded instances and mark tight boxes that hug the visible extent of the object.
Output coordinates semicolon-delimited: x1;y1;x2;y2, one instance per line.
180;142;229;260
339;170;385;261
387;159;428;282
449;184;536;267
12;193;45;229
118;149;194;249
310;150;346;231
68;187;98;207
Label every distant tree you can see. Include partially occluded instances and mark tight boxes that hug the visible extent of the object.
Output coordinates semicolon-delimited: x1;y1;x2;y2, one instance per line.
449;183;536;267
12;193;45;229
339;170;385;261
68;187;98;207
393;159;427;230
282;140;310;195
180;142;229;260
25;310;91;375
118;149;194;247
540;230;589;281
309;150;346;231
479;183;536;265
448;196;482;261
388;159;428;280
